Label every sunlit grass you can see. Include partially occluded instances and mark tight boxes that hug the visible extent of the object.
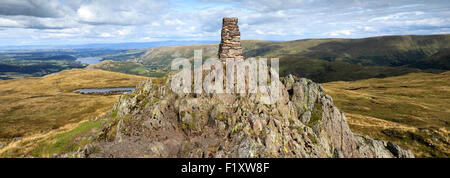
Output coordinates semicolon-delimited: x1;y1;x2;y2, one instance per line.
30;119;102;157
323;71;450;157
0;68;148;157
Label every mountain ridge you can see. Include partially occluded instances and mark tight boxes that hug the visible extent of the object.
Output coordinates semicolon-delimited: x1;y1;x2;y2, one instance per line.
103;34;449;83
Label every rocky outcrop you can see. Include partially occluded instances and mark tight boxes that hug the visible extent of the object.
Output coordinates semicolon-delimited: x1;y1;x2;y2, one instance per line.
85;74;414;158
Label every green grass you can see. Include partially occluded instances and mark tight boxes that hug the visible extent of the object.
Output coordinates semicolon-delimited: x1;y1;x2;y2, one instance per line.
100;49;146;61
308;102;323;127
87;60;167;77
31;119;102;157
278;55;427;83
323;71;450;157
308;133;318;145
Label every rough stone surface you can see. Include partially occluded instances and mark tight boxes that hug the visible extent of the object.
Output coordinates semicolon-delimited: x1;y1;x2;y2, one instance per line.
218;17;243;62
387;141;415;158
84;74;414;158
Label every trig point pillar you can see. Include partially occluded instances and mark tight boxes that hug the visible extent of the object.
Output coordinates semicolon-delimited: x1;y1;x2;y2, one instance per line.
218;17;243;62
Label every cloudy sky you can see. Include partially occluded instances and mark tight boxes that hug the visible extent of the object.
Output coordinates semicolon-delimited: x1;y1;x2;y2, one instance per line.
0;0;449;46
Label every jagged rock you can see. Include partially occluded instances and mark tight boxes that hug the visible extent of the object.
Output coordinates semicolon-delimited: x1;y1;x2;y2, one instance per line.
87;75;414;158
387;141;415;158
353;134;415;158
300;111;311;124
115;119;124;143
113;94;138;118
82;144;95;157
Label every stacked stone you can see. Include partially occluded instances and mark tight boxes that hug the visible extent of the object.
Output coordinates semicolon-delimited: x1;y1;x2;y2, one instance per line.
218;17;243;62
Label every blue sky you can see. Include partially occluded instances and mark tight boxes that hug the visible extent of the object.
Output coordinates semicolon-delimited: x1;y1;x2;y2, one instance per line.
0;0;449;46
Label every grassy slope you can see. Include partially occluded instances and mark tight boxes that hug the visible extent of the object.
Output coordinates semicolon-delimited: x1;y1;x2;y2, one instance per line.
0;69;148;157
125;35;448;82
135;40;283;69
409;48;450;70
136;43;219;70
100;49;147;61
87;60;166;77
278;56;424;83
243;35;450;66
323;71;450;157
137;35;450;68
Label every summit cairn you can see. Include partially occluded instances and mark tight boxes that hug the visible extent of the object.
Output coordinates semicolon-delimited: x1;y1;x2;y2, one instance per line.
218;17;243;62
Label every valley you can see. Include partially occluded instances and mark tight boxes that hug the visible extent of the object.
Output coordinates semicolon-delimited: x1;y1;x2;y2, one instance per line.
0;49;130;80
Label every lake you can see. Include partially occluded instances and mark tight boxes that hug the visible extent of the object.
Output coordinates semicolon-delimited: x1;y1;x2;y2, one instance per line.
76;57;101;64
73;87;135;94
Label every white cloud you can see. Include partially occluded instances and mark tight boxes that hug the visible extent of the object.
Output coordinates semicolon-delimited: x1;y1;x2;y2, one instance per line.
326;30;353;36
100;32;114;38
255;29;264;35
163;19;185;26
76;0;167;25
0;0;449;46
0;17;21;27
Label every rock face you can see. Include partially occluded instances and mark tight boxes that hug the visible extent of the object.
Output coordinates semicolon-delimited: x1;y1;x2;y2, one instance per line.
218;17;243;62
86;74;414;158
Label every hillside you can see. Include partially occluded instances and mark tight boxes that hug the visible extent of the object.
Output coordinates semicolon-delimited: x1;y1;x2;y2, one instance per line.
0;69;148;157
278;56;422;83
101;35;449;82
409;48;450;70
323;72;450;157
284;35;450;66
87;60;166;77
135;44;219;70
137;35;450;67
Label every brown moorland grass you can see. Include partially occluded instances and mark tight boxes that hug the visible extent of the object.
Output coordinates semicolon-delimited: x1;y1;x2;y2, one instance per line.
323;71;450;157
0;69;148;157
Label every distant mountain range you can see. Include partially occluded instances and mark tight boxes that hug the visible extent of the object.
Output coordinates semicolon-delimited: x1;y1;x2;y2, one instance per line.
3;34;449;83
0;40;219;51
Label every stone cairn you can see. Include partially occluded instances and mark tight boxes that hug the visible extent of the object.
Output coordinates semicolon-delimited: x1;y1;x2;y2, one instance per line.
218;17;243;62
